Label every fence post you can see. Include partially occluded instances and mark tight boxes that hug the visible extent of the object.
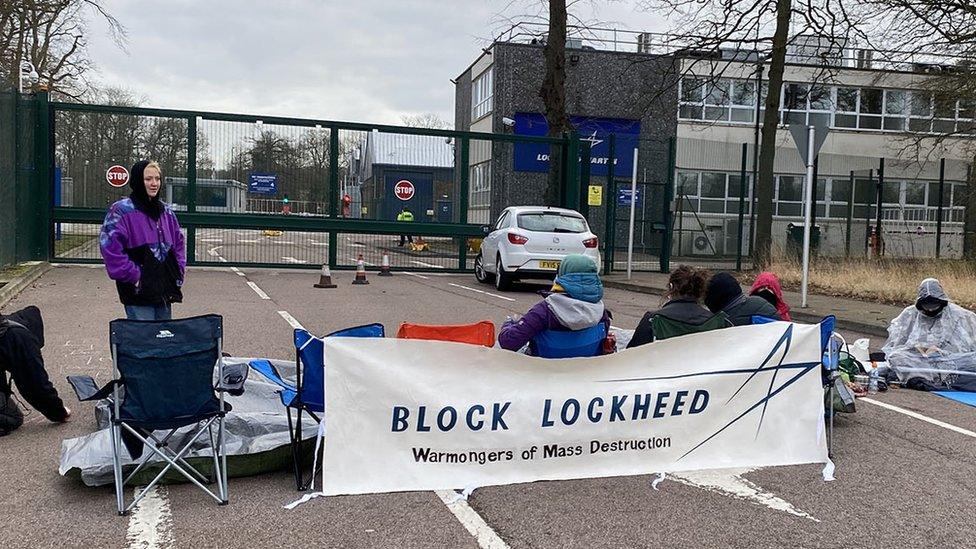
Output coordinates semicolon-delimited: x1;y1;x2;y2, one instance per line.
32;91;53;261
845;171;854;258
328;125;339;269
864;169;873;256
457;136;470;270
736;142;747;271
578;140;592;219
660;136;676;273
563;131;581;211
185;115;197;264
936;157;945;259
603;134;616;273
876;158;884;258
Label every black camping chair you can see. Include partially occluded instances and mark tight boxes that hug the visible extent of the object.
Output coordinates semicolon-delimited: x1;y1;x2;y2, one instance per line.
67;315;246;515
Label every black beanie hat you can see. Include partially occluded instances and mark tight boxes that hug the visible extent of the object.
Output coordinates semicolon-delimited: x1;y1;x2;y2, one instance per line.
704;272;742;313
129;160;164;220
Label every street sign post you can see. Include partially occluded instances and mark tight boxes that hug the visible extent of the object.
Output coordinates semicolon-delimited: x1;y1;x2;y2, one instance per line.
106;165;129;188
789;123;829;308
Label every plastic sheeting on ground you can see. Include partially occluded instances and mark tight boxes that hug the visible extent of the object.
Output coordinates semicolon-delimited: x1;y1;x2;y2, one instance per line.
59;357;316;487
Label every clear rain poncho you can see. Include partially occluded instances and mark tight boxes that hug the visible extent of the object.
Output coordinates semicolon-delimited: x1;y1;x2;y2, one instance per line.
883;278;976;389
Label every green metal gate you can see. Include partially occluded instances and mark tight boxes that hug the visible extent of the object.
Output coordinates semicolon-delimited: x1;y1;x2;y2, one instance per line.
31;93;584;272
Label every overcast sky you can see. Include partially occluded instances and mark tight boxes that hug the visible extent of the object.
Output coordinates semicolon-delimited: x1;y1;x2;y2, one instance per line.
85;1;665;125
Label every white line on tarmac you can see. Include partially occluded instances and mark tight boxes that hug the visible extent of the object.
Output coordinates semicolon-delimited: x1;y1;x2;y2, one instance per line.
246;281;271;300
402;272;430;280
125;485;175;549
669;468;819;522
411;260;446;269
435;490;510;549
350;243;366;248
277;310;305;330
198;238;222;243
273;241;295;245
281;256;308;264
207;246;222;257
229;267;246;277
239;239;260;244
448;283;517;302
860;398;976;438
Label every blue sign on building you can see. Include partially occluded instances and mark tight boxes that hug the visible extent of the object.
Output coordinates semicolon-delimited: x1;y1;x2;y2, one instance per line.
512;113;641;178
617;188;642;206
248;172;278;195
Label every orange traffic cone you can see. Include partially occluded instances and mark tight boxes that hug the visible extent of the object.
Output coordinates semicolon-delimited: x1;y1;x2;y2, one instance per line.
313;264;337;288
352;255;369;285
378;254;393;276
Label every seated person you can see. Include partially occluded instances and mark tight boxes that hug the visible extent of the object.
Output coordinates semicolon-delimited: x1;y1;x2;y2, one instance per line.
498;255;612;357
628;265;717;348
705;272;781;326
883;278;976;390
750;272;792;321
1;306;70;436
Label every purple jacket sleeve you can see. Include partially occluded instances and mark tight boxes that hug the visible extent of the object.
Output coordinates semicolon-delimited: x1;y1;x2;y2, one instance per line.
99;204;140;284
498;301;551;351
170;212;186;279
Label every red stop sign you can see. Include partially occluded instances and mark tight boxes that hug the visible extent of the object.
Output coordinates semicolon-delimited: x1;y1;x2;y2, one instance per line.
394;180;415;201
106;165;129;188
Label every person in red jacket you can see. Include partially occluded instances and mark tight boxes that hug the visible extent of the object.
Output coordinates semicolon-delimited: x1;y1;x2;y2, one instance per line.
749;272;792;321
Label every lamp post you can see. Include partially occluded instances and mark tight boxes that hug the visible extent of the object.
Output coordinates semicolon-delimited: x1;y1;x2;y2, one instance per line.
83;160;89;207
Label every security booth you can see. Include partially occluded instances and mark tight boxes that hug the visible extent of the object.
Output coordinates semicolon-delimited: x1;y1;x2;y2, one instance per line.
165;177;247;213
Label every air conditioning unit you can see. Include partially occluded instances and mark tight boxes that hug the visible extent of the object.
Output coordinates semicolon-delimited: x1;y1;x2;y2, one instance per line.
566;37;583;49
724;218;749;256
691;225;724;256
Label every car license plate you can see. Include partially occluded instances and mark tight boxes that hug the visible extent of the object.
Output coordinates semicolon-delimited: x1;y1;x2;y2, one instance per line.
539;260;560;270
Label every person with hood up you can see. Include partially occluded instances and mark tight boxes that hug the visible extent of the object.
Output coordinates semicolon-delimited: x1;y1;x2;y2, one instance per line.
498;254;613;357
1;306;70;436
705;272;781;326
627;265;717;348
883;278;976;390
99;160;186;320
750;272;792;321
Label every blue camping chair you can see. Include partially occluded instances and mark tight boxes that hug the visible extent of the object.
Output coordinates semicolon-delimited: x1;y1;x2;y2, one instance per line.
249;323;384;490
532;323;608;359
67;315;245;515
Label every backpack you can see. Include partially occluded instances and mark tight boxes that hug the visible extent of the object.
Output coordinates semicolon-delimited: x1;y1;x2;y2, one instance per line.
0;387;24;436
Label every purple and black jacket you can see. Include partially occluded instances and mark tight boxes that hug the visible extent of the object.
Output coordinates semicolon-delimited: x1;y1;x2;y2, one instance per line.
99;198;186;307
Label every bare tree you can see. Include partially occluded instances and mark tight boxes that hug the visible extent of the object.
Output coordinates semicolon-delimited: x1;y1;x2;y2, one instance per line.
1;0;125;97
400;113;451;129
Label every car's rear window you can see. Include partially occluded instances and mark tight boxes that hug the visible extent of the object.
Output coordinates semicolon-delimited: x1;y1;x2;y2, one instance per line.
517;212;587;233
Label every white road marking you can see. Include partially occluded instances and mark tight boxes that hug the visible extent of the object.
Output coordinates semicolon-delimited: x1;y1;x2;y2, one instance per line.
229;266;246;277
198;238;222;243
239;239;260;244
281;256;308;264
246;281;271;300
273;241;295;245
310;241;328;246
861;398;976;438
435;490;510;549
402;272;430;280
125;485;175;549
669;468;819;522
350;243;366;248
448;283;517;302
411;260;446;269
207;246;222;257
217;256;228;263
277;310;305;330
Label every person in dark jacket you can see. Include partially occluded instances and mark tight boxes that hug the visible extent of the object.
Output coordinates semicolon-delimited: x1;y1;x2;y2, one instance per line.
0;306;70;436
705;272;781;326
627;265;713;348
498;254;612;356
99;160;186;320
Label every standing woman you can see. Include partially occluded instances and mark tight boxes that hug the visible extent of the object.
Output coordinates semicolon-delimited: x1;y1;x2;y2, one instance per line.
99;160;186;320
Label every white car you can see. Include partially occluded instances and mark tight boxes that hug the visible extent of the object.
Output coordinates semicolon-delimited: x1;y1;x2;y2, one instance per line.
474;206;601;291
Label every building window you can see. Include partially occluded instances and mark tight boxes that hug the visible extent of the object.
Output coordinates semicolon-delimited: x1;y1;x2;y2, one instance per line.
469;162;491;207
471;68;493;121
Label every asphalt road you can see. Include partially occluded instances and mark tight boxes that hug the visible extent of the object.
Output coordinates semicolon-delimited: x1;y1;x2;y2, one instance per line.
1;265;974;548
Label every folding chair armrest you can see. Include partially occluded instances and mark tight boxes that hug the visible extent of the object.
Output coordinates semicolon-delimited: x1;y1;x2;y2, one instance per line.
217;362;249;396
248;359;294;391
66;375;119;402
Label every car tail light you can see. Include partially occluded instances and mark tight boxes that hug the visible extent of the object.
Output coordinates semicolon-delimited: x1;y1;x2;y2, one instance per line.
583;236;599;248
508;232;528;245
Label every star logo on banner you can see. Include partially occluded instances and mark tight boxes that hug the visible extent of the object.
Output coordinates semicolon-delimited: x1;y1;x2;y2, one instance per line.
582;130;603;149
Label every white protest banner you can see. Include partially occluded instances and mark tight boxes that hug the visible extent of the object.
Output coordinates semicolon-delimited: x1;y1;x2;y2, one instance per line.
322;321;828;496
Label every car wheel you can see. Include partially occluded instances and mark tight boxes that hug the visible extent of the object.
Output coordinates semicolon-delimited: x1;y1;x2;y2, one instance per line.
474;254;492;283
495;256;513;291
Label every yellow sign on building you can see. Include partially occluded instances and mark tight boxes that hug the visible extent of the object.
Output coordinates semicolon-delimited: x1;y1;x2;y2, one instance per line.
587;185;603;206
